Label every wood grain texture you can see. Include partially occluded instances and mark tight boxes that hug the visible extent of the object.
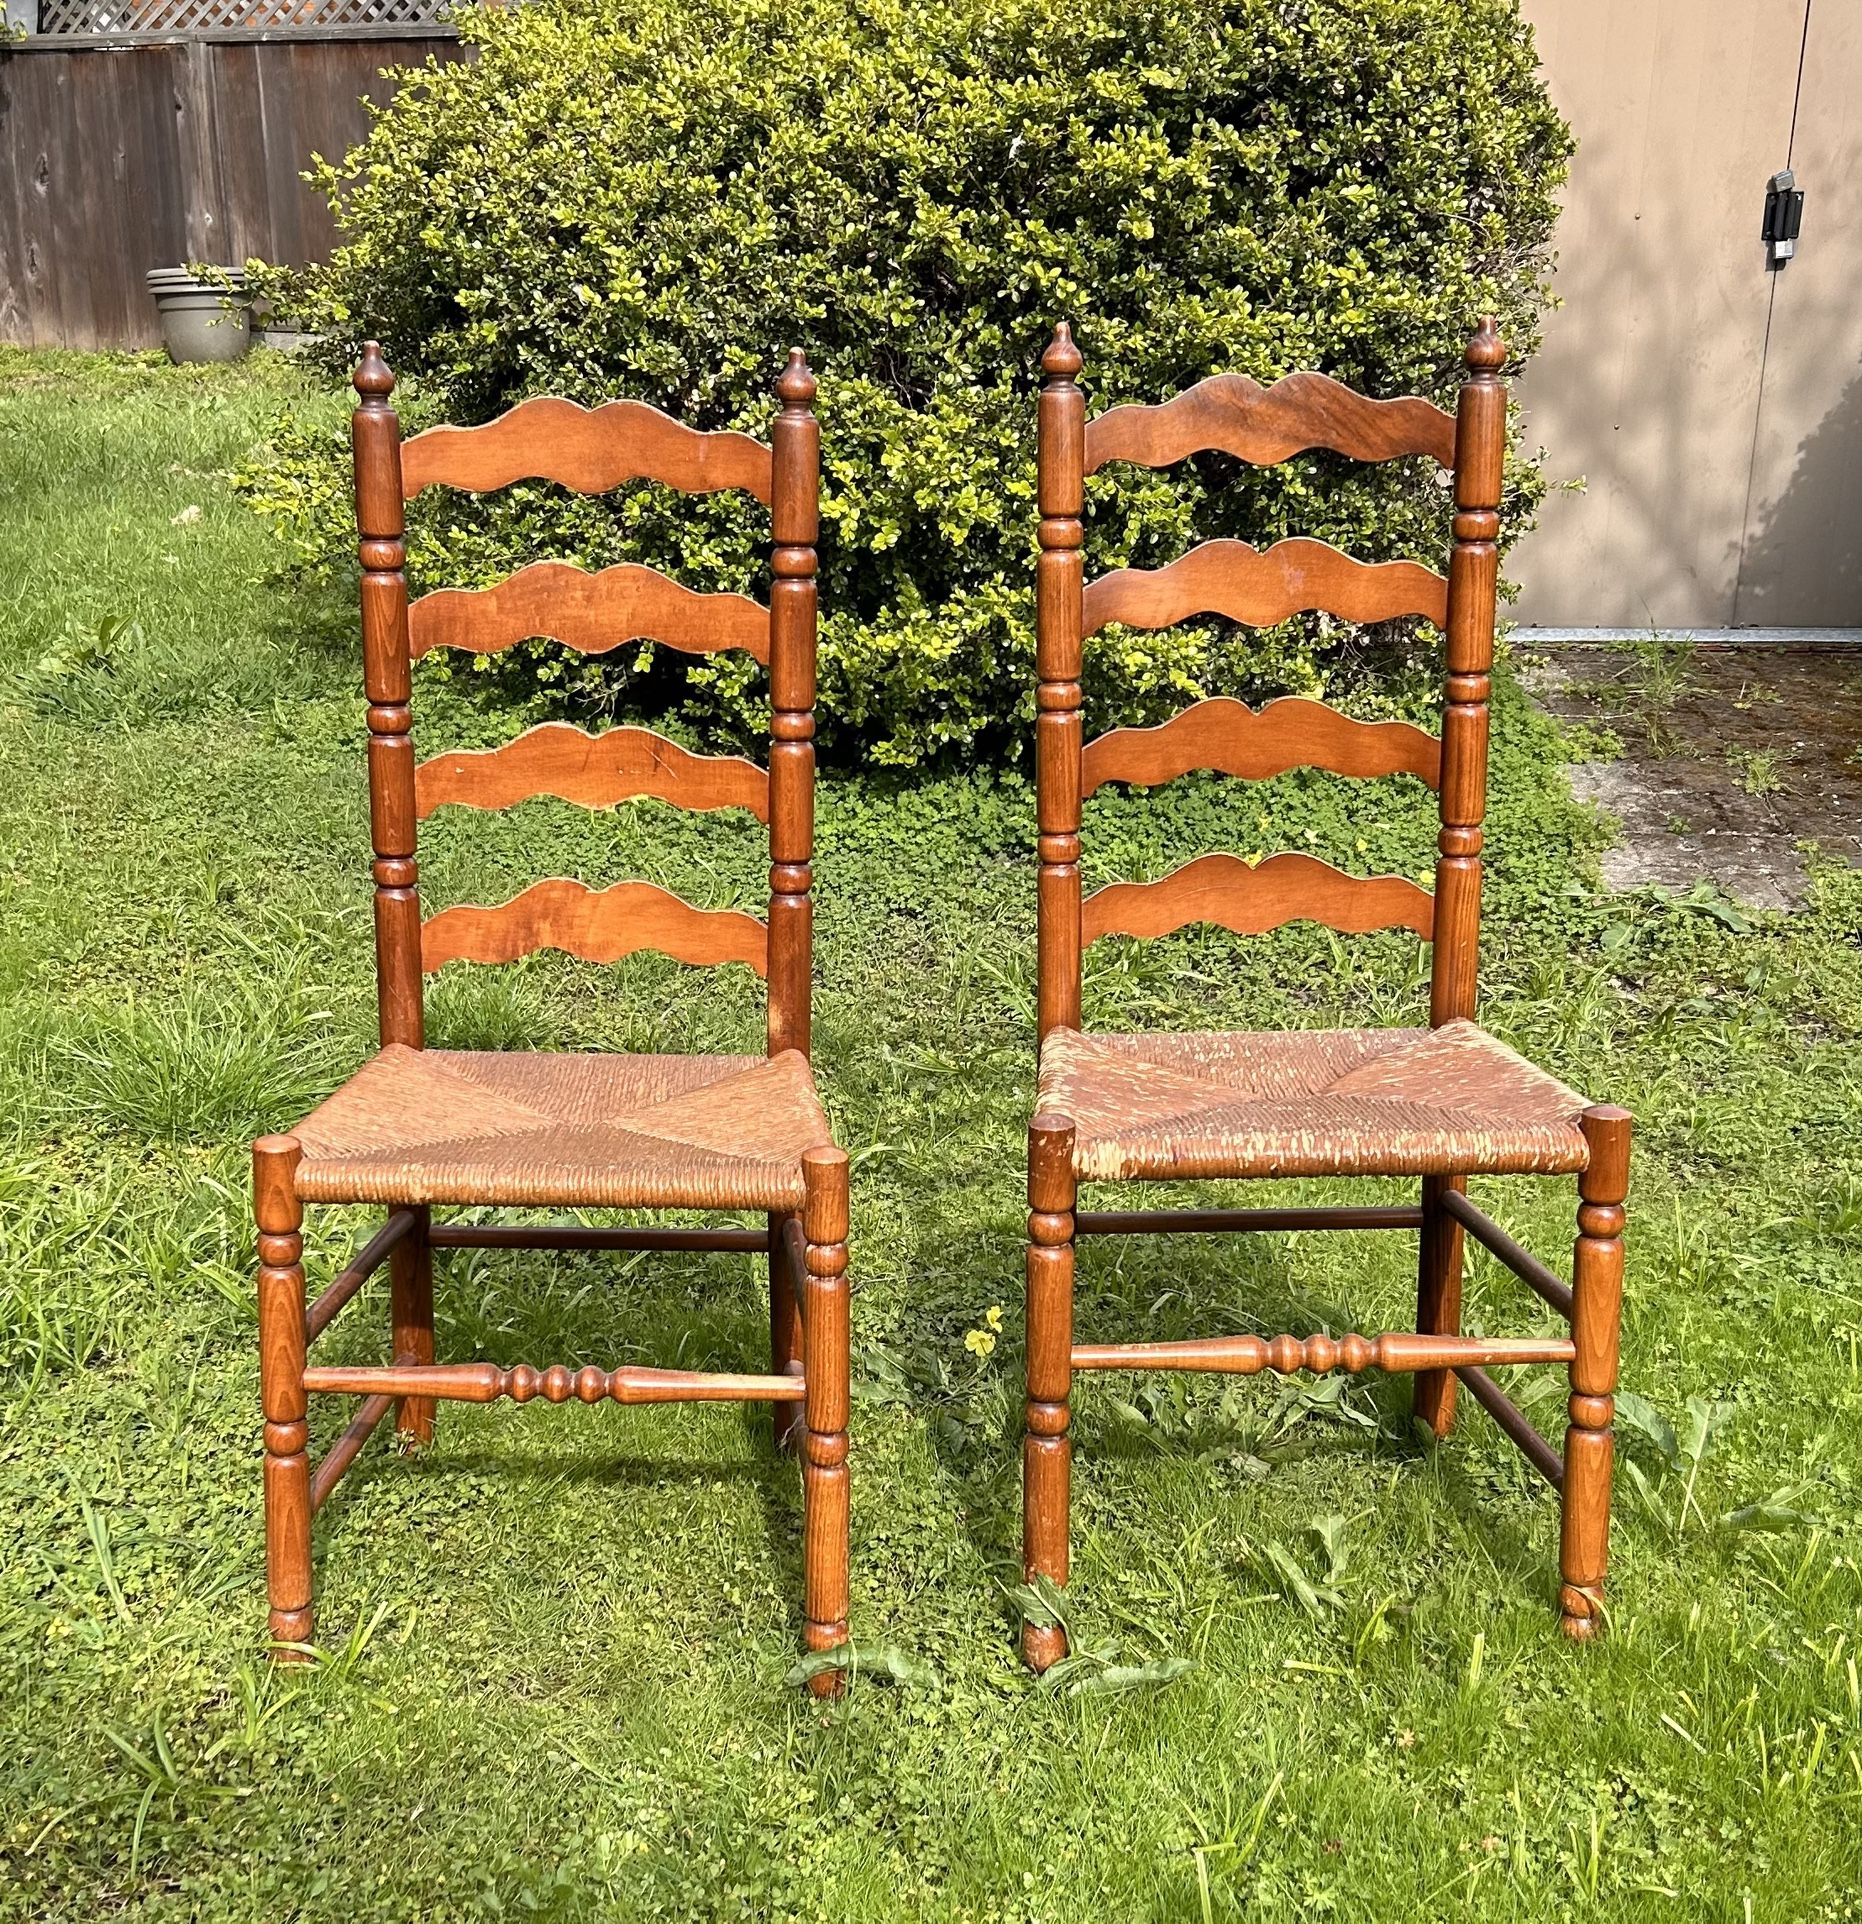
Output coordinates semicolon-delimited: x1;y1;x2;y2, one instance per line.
1083;538;1448;635
1081;851;1436;946
421;879;769;976
255;1134;312;1660
301;1362;806;1403
800;1147;851;1698
415;722;769;822
401;396;774;502
1081;695;1440;796
407;561;770;663
1022;1113;1077;1672
1084;370;1457;474
1070;1331;1576;1373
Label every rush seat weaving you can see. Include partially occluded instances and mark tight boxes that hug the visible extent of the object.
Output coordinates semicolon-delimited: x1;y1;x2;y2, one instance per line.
1019;319;1632;1669
289;1047;832;1211
251;344;852;1694
1039;1023;1592;1183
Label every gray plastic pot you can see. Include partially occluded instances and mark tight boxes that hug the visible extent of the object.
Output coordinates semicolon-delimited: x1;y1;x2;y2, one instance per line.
146;267;251;364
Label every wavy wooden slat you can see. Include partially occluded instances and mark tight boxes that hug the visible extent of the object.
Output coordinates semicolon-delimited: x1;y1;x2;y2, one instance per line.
422;879;768;975
1081;851;1435;946
401;396;773;502
408;562;770;662
1083;538;1447;636
1081;696;1440;796
1084;370;1456;473
416;722;769;822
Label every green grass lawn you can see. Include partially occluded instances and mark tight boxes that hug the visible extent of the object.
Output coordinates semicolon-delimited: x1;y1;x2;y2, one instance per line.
2;349;1861;1920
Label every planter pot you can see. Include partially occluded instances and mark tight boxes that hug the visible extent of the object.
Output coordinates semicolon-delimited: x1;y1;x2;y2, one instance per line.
145;266;251;365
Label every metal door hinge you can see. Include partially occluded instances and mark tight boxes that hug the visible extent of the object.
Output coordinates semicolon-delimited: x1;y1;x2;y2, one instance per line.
1763;169;1804;267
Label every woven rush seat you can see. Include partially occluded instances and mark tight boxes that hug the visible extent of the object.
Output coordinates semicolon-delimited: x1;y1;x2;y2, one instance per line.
288;1045;832;1211
1040;1020;1593;1182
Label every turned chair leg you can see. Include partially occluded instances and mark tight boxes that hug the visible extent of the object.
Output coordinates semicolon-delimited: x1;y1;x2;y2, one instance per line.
769;1209;804;1451
255;1135;313;1660
1561;1105;1632;1640
1413;1173;1467;1437
800;1148;850;1695
391;1203;436;1446
1023;1114;1076;1671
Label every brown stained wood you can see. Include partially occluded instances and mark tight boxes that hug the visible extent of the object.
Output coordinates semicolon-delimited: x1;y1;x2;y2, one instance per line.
255;1135;312;1659
304;1208;418;1343
800;1146;851;1698
1068;1332;1576;1374
427;1223;767;1252
1081;851;1435;947
302;1362;807;1403
308;1393;394;1514
769;1211;804;1452
389;1204;435;1445
1561;1105;1631;1641
401;395;774;503
1412;1174;1466;1438
1022;1113;1076;1672
1081;696;1440;797
1084;369;1457;475
1083;538;1447;637
408;562;770;664
421;878;769;977
1440;1189;1576;1318
416;722;770;823
1455;1367;1565;1489
1075;1204;1424;1235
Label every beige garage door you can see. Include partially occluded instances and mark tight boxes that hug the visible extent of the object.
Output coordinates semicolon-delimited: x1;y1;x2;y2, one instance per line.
1513;0;1862;629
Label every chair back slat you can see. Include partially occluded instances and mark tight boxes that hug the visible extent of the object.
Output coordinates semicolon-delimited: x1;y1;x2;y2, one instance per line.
1082;538;1447;638
1084;370;1456;475
408;561;769;663
416;723;770;822
1081;853;1435;946
401;396;774;502
1081;697;1440;798
421;879;769;976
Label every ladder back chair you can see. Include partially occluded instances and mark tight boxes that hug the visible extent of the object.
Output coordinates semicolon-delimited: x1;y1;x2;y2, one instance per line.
1022;320;1630;1668
254;345;851;1692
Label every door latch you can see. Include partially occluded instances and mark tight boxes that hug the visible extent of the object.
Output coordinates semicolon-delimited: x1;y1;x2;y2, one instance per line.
1763;168;1804;267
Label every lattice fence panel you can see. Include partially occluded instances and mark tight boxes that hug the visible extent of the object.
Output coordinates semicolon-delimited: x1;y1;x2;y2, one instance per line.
36;0;450;30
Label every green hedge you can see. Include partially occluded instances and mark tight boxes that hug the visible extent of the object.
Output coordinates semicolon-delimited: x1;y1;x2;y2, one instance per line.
250;0;1570;764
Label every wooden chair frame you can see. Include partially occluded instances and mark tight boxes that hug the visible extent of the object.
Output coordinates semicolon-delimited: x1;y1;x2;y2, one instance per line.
256;347;850;1691
1022;321;1630;1667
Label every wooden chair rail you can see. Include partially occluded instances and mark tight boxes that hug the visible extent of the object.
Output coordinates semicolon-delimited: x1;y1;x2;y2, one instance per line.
408;562;770;663
427;1222;767;1253
1083;370;1457;475
1456;1365;1565;1488
308;1392;394;1514
301;1361;807;1404
401;396;774;503
305;1209;419;1342
416;722;769;822
1081;696;1440;797
1083;539;1448;637
1075;1204;1425;1235
1069;1331;1576;1375
422;878;769;976
1441;1190;1576;1318
1081;851;1436;947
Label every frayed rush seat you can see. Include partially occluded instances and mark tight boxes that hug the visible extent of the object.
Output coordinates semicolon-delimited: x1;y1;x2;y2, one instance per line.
288;1046;833;1212
1040;1021;1592;1183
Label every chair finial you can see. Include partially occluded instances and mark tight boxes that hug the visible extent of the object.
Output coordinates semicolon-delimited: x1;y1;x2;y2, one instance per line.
777;347;816;408
354;341;394;401
1042;322;1083;381
1466;316;1506;372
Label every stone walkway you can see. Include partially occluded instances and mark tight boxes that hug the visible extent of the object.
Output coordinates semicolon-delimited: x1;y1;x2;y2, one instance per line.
1516;640;1862;910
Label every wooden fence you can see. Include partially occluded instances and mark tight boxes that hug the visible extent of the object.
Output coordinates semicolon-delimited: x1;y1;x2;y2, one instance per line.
0;29;467;349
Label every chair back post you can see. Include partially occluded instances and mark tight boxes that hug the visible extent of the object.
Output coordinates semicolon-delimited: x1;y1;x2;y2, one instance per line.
352;343;424;1049
767;349;819;1059
1430;318;1506;1028
1036;324;1087;1040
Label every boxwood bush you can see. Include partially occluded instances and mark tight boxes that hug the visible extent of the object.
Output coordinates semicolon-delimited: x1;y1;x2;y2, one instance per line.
251;0;1570;764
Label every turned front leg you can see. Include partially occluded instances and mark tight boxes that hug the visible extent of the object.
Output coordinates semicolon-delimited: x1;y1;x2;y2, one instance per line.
800;1149;850;1695
1023;1114;1076;1670
255;1135;313;1659
1561;1105;1631;1640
